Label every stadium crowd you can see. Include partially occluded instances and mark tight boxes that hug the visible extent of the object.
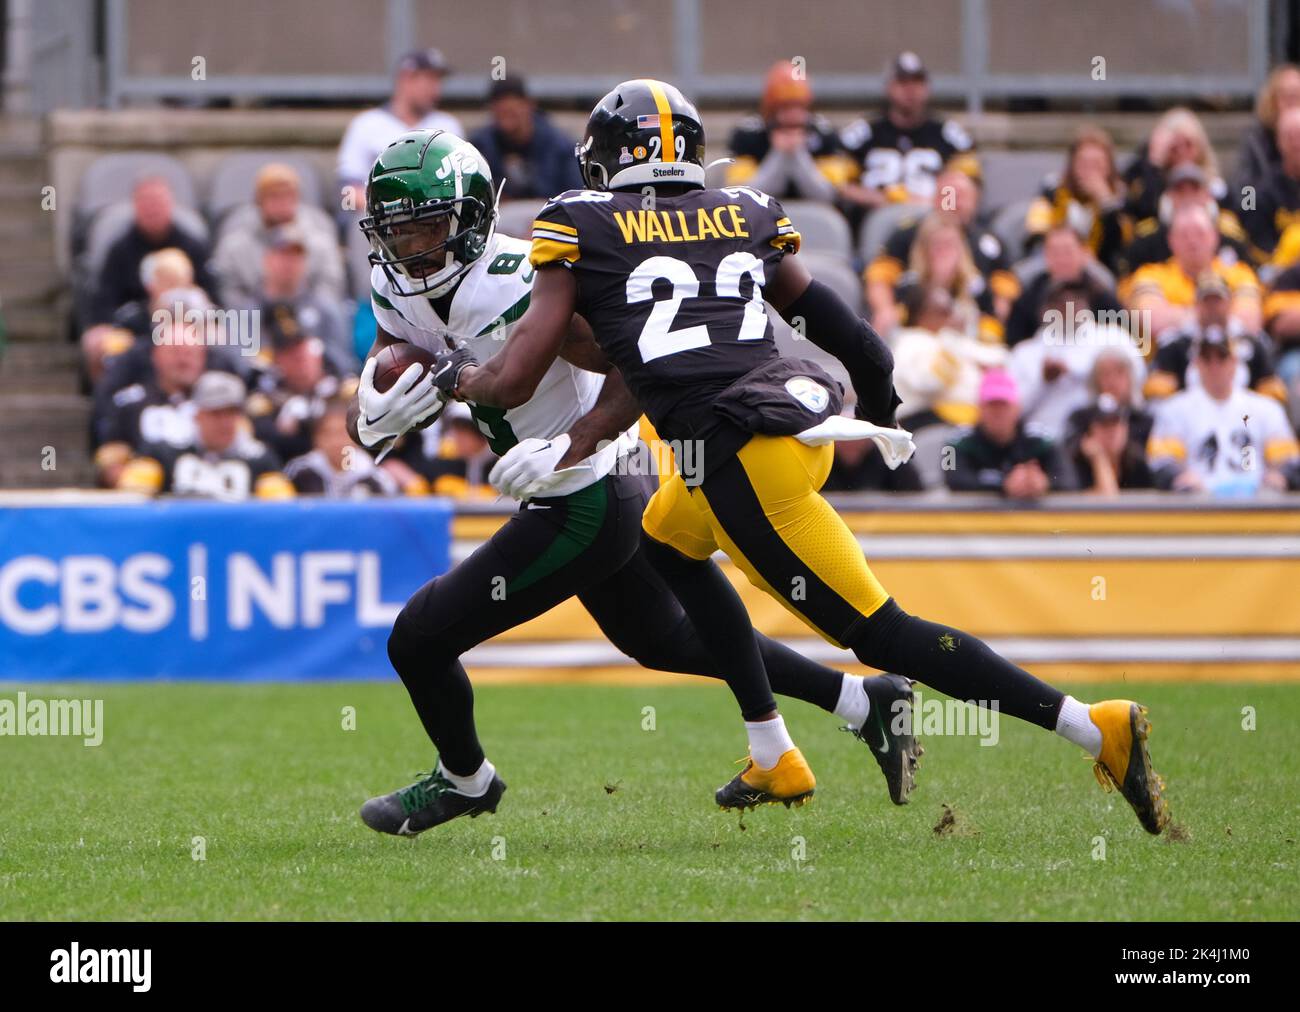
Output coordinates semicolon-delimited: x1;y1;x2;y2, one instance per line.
76;50;1300;502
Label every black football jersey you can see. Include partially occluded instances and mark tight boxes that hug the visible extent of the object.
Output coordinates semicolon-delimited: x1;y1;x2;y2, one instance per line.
840;116;974;202
142;438;283;499
529;185;801;440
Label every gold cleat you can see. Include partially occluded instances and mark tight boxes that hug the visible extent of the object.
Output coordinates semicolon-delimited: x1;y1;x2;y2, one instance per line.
715;747;816;811
1089;700;1170;835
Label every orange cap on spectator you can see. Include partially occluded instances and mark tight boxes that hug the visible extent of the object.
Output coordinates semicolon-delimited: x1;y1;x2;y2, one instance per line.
760;61;812;120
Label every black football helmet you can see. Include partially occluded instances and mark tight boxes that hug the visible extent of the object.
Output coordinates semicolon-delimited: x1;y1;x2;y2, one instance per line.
576;79;706;191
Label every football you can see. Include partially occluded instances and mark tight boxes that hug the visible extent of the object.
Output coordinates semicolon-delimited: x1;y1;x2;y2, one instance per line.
371;342;438;393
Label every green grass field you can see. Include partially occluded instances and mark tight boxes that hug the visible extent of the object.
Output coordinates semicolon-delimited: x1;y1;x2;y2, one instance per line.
1;680;1295;920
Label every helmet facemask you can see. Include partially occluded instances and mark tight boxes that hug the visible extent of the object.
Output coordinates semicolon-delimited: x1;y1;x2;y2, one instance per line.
362;193;492;297
575;136;609;191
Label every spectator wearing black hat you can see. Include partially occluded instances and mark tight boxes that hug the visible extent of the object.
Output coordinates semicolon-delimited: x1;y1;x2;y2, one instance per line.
117;371;293;501
1123;107;1228;226
1066;345;1153;446
840;52;975;213
223;225;352;372
1115;162;1251;280
1145;270;1286;404
1147;328;1300;494
468;76;583;201
337;48;463;213
246;305;348;464
1063;393;1154;495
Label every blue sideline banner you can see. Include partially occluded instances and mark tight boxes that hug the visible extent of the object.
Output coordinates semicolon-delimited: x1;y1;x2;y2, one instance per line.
0;499;453;680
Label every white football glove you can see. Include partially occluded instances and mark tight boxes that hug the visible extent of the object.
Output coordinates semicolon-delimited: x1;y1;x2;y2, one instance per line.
356;357;446;457
489;433;572;501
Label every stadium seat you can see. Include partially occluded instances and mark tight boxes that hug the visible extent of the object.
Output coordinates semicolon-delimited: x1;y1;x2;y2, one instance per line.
495;199;547;241
976;150;1060;215
781;200;853;259
990;197;1034;264
206;151;327;226
858;202;928;264
74;152;197;253
799;250;864;315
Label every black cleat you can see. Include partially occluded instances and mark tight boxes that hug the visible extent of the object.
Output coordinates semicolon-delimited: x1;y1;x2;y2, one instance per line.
360;765;507;836
844;674;923;805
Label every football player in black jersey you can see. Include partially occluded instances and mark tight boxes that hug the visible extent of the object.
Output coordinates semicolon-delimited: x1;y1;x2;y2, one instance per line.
444;79;1170;834
839;53;975;213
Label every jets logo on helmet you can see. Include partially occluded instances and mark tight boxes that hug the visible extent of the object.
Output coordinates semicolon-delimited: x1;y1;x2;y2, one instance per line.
576;79;707;191
360;129;500;297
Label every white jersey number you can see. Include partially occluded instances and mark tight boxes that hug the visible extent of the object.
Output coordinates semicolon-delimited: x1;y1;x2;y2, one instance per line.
626;252;767;364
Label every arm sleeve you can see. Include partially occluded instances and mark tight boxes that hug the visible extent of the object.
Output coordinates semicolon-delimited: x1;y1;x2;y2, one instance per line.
777;277;901;426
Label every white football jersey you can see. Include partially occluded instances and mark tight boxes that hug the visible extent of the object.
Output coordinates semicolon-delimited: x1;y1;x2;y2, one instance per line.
371;232;635;496
1149;386;1299;492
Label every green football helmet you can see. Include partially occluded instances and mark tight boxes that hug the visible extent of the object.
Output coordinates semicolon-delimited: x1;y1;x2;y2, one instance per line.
360;129;499;296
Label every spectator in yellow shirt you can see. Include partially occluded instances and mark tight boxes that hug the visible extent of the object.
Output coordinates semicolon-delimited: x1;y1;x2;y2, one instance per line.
1125;205;1262;338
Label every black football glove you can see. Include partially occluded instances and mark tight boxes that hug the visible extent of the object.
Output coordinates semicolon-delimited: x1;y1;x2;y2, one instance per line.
430;344;478;398
853;383;903;428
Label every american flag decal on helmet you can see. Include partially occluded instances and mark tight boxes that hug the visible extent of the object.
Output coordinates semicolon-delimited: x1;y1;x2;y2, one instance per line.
636;114;661;128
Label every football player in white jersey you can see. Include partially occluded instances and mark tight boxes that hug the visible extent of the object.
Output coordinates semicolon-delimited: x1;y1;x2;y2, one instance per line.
346;130;920;836
1148;329;1300;494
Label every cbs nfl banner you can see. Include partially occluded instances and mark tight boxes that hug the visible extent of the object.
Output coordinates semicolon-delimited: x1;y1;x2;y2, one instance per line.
0;500;453;680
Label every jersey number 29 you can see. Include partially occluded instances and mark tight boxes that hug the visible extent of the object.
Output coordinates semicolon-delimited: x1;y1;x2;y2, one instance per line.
626;252;767;363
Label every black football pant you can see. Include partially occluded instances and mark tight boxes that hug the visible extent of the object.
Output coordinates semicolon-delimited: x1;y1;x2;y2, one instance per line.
386;473;844;776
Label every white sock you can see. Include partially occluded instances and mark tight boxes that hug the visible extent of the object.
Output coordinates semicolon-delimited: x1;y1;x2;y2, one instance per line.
745;715;796;770
1055;696;1102;757
832;673;870;729
437;757;496;797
